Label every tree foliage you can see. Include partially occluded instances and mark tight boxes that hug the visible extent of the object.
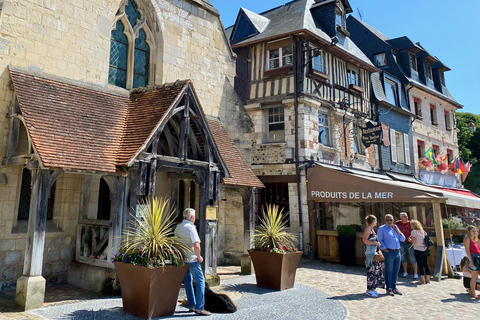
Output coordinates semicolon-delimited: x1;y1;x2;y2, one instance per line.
456;112;480;193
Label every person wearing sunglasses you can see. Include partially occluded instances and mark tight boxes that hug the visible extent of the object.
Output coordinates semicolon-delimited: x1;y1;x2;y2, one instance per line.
378;214;405;296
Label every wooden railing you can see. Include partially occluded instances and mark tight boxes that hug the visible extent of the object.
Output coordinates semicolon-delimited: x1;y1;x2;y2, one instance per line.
76;219;113;268
316;230;438;269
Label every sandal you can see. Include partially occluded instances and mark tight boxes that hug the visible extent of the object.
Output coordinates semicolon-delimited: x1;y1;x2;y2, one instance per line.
470;292;478;299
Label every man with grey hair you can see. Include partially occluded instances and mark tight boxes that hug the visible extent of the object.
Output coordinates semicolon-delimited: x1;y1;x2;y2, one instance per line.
174;208;210;316
395;212;418;279
378;214;405;296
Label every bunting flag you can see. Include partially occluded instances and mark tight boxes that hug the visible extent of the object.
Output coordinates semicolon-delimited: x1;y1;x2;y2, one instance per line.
424;147;438;166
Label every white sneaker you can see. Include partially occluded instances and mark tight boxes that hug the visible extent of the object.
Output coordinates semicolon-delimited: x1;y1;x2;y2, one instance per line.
413;273;419;280
372;290;379;296
403;272;408;278
365;290;378;298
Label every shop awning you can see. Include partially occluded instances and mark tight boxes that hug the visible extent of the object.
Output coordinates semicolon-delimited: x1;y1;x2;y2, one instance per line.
429;187;480;209
307;165;444;203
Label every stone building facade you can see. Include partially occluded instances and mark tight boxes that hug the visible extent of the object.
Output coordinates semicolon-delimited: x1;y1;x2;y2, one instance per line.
0;0;262;307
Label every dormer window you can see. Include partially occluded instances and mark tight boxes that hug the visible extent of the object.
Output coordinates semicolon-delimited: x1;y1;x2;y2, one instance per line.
424;62;433;80
440;72;446;86
385;78;398;106
409;52;417;72
373;52;386;67
335;8;344;28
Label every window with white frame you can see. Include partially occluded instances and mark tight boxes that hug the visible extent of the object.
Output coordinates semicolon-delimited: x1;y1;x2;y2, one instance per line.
318;112;331;146
385;78;398;106
347;69;357;85
266;106;285;142
409;52;417;72
390;129;410;165
313;53;324;73
109;0;153;89
373;52;386;67
335;8;344;28
268;45;292;70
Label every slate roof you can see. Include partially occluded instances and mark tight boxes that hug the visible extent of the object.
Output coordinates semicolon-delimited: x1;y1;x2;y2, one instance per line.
207;117;264;188
8;66;263;188
225;0;374;68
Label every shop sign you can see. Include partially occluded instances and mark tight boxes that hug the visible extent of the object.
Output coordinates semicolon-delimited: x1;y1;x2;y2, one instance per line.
361;121;382;147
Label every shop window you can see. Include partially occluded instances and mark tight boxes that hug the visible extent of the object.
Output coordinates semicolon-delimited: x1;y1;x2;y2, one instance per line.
108;0;152;89
373;52;386;67
17;168;55;221
266;106;285;143
97;178;111;221
318;112;331;146
257;183;290;226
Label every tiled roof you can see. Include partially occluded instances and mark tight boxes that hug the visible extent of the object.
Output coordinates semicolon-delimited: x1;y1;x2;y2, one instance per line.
8;67;263;188
9;67;129;173
206;117;264;188
117;81;189;166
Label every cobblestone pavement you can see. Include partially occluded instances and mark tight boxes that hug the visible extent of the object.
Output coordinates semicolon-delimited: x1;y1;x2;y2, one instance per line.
0;259;477;319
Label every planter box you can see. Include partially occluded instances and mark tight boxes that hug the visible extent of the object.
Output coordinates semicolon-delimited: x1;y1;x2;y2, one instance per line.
114;262;189;319
338;235;356;266
248;250;302;291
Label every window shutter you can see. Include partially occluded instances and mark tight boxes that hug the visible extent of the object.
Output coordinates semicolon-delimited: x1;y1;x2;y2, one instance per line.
404;133;411;166
390;129;397;163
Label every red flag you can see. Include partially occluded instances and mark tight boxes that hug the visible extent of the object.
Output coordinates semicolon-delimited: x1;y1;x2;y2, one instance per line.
456;158;465;174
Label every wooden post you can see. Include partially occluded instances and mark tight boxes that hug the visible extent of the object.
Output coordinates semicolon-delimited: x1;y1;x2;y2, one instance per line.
197;171;207;274
16;169;55;310
240;187;255;274
432;201;446;281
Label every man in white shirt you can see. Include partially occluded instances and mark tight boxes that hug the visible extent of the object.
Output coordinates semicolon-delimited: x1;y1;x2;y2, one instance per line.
174;208;211;316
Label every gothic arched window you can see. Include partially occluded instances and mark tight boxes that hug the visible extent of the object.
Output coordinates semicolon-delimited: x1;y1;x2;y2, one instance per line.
108;0;153;89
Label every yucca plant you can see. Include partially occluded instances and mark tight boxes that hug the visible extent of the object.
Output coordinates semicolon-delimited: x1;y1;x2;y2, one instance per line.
251;204;298;254
112;196;190;267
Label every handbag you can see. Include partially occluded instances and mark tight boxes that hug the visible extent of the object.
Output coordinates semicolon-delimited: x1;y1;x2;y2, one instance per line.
424;232;435;250
372;249;384;262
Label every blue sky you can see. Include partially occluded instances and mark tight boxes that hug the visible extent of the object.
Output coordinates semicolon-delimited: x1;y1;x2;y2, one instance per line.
209;0;479;115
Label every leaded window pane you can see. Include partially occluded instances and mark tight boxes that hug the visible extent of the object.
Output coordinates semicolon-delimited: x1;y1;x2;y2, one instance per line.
109;20;128;88
125;0;141;29
133;29;150;87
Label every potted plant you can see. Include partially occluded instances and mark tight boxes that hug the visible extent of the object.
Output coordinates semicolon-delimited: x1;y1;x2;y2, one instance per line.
248;204;302;291
337;225;356;266
112;196;190;319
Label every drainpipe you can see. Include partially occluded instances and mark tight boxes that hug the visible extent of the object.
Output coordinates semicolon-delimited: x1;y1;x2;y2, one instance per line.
292;35;304;252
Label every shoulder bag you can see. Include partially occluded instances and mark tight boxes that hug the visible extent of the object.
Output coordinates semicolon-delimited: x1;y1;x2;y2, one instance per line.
372;249;384;262
424;232;435;250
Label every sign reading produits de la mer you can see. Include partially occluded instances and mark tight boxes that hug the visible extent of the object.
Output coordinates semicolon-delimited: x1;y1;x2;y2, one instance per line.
310;191;394;200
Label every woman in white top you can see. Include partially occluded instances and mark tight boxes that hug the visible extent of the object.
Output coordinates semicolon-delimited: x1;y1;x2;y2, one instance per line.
409;220;431;284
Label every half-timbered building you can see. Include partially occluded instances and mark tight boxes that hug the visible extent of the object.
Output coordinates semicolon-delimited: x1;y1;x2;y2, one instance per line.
0;0;262;310
226;0;380;256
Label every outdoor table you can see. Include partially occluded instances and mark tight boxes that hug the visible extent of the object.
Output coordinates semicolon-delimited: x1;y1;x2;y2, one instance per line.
446;246;466;267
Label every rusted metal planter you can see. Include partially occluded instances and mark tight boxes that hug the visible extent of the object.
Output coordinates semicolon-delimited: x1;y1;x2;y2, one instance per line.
248;250;302;291
114;262;189;319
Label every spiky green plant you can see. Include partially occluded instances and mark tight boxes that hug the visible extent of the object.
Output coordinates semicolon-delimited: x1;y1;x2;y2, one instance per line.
116;196;190;267
251;204;298;253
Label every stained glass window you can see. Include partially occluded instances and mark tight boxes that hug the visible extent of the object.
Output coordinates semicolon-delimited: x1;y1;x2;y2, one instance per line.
125;0;141;29
133;29;150;88
108;20;128;88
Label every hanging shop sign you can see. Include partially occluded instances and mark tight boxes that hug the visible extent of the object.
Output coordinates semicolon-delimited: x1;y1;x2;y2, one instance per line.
361;121;382;147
